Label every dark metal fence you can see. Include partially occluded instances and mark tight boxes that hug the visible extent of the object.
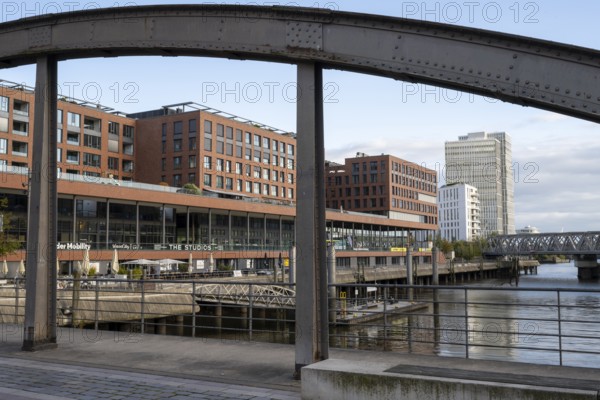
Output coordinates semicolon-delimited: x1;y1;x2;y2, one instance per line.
1;278;600;368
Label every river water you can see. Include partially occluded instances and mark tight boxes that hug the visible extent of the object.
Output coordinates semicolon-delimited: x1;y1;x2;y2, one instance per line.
331;262;600;368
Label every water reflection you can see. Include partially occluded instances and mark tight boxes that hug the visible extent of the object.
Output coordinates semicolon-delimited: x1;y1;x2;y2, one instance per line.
333;263;600;368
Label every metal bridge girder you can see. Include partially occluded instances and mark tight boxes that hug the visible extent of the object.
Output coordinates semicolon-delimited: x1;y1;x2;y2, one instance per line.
486;232;600;256
1;5;600;122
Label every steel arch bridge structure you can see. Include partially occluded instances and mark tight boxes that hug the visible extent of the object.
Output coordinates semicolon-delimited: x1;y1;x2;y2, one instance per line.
485;232;600;256
2;4;600;370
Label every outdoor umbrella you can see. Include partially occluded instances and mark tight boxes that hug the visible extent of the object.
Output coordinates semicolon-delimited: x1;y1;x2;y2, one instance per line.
111;249;120;275
1;259;7;278
82;248;90;276
17;259;25;277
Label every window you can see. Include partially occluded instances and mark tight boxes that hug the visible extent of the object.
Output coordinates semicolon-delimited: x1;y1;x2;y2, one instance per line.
272;155;278;166
173;174;182;187
253;166;261;178
263;137;270;149
122;143;134;156
216;175;224;189
0;138;7;154
288;188;294;199
13;100;29;116
236;129;243;142
57;109;63;124
217;124;224;137
280;142;285;153
161;158;166;171
254;134;261;147
57;148;62;162
66;150;79;164
245;148;251;160
162;141;166;154
225;160;232;173
204;173;212;187
279;157;285;168
216;158;224;171
253;182;260;193
57;129;62;143
226;143;233;156
263;168;269;180
173;139;182;152
245;181;252;193
83;134;101;149
236;145;242;158
287;159;294;170
0;96;8;112
108;157;119;171
272;139;278;151
236;179;242;191
287;173;294;184
109;122;119;136
189;137;197;150
83;153;101;167
173;156;182;169
188;173;196;183
124;125;135;139
189;119;197;133
263;184;269;195
271;185;278;196
203;156;212;169
189;155;197;168
173;121;183;135
253;150;260;162
236;162;242;175
226;177;233;190
0;117;7;132
287;144;294;155
263;153;269;165
67;112;80;127
204;120;212;134
216;141;224;154
226;126;233;139
161;123;167;139
204;137;212;151
272;170;278;181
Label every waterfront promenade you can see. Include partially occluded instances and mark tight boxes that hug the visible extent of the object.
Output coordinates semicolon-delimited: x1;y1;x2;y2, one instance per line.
0;325;302;400
1;324;600;399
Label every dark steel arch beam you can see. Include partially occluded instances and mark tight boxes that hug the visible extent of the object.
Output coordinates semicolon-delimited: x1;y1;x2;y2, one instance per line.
1;5;600;122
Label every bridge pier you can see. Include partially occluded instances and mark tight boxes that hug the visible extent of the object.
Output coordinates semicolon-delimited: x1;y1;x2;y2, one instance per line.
575;255;600;280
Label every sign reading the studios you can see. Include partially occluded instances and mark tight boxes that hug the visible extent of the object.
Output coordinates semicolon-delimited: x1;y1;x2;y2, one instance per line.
167;244;215;251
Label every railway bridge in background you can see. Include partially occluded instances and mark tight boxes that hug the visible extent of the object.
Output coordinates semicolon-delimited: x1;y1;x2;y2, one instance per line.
486;232;600;279
3;4;600;389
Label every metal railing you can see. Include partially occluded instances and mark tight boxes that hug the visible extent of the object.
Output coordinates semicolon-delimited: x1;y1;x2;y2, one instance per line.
1;279;600;368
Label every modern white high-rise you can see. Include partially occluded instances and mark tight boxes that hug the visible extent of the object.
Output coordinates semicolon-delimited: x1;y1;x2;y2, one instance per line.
438;183;481;241
445;132;515;236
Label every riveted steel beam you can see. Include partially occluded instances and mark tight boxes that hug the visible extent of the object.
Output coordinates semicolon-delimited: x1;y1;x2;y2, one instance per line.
0;5;600;122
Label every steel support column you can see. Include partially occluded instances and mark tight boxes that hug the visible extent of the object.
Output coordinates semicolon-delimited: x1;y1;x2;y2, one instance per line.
23;56;58;351
294;63;327;377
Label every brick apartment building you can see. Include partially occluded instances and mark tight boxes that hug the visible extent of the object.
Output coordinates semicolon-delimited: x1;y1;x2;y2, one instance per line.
325;153;438;226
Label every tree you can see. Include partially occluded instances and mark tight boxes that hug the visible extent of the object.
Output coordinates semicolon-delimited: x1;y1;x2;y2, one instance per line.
0;197;20;258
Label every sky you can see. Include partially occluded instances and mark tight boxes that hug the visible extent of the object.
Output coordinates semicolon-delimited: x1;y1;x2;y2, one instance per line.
1;0;600;233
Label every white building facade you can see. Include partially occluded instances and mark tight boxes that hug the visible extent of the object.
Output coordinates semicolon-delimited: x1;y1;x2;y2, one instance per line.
438;183;481;241
445;132;515;236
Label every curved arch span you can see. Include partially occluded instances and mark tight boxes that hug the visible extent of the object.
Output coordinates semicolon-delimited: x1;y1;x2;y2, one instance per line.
0;5;600;122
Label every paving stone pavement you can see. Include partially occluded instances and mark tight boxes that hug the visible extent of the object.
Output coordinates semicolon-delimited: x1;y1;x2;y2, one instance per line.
0;357;300;400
